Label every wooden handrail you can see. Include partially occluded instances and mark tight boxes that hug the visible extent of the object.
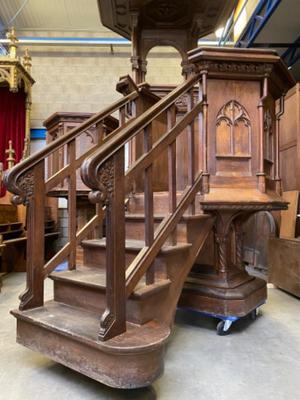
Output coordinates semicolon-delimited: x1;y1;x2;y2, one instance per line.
80;73;203;341
2;77;143;313
126;100;203;183
3;67;204;343
4;90;139;202
125;172;203;296
81;73;200;191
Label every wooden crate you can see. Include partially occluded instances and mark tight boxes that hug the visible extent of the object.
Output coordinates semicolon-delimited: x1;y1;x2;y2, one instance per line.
269;237;300;297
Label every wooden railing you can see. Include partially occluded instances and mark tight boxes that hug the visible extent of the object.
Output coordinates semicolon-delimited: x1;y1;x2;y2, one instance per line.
5;71;205;341
4;78;143;311
81;73;204;340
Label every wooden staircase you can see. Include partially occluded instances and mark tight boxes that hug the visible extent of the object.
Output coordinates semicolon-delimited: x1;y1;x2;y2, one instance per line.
5;74;214;388
12;204;213;388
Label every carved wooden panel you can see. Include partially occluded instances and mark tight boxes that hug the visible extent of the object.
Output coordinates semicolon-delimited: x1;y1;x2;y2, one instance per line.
207;79;260;184
215;100;251;177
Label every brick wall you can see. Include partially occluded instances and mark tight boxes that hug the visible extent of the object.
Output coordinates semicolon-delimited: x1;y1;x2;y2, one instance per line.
27;41;182;128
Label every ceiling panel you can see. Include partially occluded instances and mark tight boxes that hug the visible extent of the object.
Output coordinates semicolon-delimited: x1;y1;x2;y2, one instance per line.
0;0;104;31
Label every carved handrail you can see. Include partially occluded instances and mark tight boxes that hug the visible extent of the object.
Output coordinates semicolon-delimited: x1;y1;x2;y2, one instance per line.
81;74;200;193
4;90;139;204
3;78;145;312
81;72;204;341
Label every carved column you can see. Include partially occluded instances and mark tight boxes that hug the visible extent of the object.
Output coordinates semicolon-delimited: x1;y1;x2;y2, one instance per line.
201;67;209;193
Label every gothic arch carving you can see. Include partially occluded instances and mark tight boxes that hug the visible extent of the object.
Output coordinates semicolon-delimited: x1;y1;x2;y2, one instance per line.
215;100;252;176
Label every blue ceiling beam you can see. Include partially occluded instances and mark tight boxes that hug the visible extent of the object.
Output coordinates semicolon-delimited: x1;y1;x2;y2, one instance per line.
235;0;281;48
282;35;300;68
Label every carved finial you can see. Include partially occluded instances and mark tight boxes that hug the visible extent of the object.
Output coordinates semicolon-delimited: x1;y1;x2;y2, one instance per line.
6;27;18;58
23;48;32;73
6;140;16;169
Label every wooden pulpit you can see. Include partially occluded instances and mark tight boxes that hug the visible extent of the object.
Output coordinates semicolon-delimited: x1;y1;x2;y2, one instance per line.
179;47;295;325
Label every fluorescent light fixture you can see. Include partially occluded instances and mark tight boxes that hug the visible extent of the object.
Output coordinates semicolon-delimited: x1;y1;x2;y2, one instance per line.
215;27;225;39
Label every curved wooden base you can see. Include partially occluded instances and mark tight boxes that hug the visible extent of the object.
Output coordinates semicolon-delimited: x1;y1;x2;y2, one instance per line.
12;301;169;389
179;271;267;317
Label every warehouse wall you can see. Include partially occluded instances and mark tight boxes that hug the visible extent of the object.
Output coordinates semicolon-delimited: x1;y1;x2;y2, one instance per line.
24;36;182;128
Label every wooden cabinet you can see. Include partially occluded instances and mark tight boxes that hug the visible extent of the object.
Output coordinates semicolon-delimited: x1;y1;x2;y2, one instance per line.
279;83;300;191
44;112;118;195
269;237;300;297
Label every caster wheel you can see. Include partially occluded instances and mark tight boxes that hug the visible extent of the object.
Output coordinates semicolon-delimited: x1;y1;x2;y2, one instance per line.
250;309;258;321
216;320;232;336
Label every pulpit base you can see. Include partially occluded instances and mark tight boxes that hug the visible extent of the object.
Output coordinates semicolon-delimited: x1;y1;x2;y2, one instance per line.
179;268;267;318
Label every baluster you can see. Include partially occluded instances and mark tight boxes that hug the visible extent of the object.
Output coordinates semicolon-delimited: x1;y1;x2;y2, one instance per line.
257;76;268;193
144;123;154;285
201;71;209;193
274;95;284;195
67;140;77;270
167;106;177;245
95;120;105;145
19;161;45;310
99;148;126;340
119;105;126;126
187;89;195;214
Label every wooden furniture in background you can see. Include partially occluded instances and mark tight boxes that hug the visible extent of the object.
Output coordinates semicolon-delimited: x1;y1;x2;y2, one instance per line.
280;191;299;238
269;190;300;297
0;143;59;280
269;237;300;297
279;83;300;192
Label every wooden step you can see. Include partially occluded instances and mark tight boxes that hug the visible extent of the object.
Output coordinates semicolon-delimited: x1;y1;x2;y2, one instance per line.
12;301;170;388
82;238;192;269
127;191;202;214
124;212;210;242
125;214;164;241
50;265;172;324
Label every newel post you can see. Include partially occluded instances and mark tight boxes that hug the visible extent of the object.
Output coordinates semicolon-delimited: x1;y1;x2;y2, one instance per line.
13;162;45;310
96;148;126;341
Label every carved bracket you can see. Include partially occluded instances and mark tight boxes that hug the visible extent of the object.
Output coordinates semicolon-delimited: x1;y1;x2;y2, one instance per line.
4;167;34;206
88;158;115;206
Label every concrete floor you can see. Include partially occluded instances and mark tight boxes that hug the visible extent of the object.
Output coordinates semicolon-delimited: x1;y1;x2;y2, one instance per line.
0;273;299;400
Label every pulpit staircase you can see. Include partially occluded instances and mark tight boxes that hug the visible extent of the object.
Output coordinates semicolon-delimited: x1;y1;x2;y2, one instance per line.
5;73;214;388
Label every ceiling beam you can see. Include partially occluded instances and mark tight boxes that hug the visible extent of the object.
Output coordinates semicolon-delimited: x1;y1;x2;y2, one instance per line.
235;0;281;48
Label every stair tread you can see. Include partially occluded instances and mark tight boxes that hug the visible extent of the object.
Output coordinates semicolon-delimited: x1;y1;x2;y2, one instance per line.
125;214;165;220
81;238;192;253
12;300;170;352
50;266;171;296
125;213;211;221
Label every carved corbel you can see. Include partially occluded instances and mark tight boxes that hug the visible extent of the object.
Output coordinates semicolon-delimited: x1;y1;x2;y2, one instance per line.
88;158;115;206
7;168;34;206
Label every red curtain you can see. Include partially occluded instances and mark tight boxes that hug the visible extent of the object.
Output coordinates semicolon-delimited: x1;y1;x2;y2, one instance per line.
0;86;26;196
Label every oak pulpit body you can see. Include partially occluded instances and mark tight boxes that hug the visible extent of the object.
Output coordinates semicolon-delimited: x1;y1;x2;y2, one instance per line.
180;47;295;321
